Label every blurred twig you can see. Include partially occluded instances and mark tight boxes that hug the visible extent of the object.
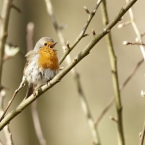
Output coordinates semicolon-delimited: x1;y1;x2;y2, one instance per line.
0;140;4;145
44;0;101;144
121;0;145;60
0;0;13;88
139;120;145;145
31;101;47;145
26;22;47;145
95;58;144;126
0;0;137;130
0;89;14;145
11;4;22;13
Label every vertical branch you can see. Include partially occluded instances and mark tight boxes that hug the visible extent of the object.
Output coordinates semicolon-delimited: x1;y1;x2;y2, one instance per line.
101;1;125;145
74;72;100;145
44;0;101;144
31;101;47;145
0;0;13;87
26;22;47;145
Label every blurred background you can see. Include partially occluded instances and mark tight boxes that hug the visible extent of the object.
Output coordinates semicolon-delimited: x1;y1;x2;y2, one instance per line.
0;0;145;145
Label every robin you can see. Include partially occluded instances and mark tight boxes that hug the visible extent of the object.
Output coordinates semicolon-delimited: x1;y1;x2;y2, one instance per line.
24;37;59;98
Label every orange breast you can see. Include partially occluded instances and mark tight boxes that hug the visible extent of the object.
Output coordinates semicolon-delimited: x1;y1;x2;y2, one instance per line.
38;47;59;70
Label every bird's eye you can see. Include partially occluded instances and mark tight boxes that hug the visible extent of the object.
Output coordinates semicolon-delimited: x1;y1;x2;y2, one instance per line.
50;45;53;48
44;43;47;46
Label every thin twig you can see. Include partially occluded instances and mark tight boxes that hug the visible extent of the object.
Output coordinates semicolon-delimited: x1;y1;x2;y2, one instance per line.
74;72;100;145
118;21;131;28
95;58;144;126
0;77;26;122
11;4;22;13
0;0;13;88
0;0;138;130
139;120;145;145
101;1;125;145
59;0;103;64
120;58;144;89
0;88;14;145
123;41;145;46
44;0;102;144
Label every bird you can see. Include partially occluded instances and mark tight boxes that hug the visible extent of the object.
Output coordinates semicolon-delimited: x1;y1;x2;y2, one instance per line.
24;37;59;98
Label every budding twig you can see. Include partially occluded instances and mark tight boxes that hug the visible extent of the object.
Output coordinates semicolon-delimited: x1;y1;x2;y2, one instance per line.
83;6;90;14
109;116;118;123
123;41;145;46
118;21;131;28
92;29;96;36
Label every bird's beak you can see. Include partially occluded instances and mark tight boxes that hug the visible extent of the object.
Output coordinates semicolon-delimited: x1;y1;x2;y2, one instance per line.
53;42;58;51
54;42;58;46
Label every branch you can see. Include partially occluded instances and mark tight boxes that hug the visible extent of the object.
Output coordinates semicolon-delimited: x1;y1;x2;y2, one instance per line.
0;0;13;87
31;101;47;145
101;1;125;145
0;0;138;130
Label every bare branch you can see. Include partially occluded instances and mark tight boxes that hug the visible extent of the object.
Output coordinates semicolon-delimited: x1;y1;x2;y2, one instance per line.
101;1;125;144
31;101;47;145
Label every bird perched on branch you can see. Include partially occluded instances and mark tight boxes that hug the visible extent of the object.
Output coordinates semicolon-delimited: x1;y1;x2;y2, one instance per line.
24;37;59;98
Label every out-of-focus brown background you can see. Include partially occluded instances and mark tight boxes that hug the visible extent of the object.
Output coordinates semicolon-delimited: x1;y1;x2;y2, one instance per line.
0;0;145;145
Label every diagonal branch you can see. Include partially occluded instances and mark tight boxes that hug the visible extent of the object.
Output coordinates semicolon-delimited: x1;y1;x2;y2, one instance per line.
0;0;137;130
